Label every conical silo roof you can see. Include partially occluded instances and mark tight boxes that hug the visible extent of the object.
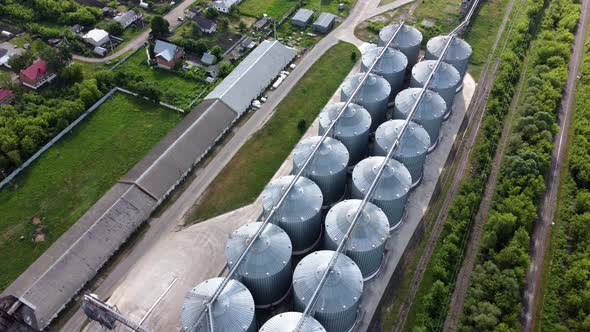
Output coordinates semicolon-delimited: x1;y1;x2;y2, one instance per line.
226;223;292;306
394;88;446;148
259;312;326;332
351;157;412;229
293;250;363;332
261;175;323;254
319;102;371;164
180;277;255;332
352;157;412;200
361;46;407;77
292;136;349;178
411;60;461;91
378;23;422;66
394;88;447;121
425;35;472;77
324;200;389;253
374;120;430;158
324;199;389;279
341;73;391;106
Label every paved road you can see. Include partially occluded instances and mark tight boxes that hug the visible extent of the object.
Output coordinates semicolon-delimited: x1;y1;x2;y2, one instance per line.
72;0;196;63
521;0;590;329
60;0;412;330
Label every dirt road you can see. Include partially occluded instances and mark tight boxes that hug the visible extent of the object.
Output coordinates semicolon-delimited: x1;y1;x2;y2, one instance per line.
521;0;590;329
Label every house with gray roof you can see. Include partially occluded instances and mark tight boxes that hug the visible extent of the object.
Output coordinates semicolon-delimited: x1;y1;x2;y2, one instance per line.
292;8;314;27
114;10;143;29
205;40;297;115
211;0;241;13
154;40;184;69
313;12;336;33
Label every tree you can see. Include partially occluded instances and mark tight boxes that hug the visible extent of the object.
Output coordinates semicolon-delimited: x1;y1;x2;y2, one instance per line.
218;18;229;31
150;15;170;38
106;21;124;36
351;51;357;62
238;21;247;32
218;62;232;77
8;52;34;74
297;119;307;133
205;7;219;19
135;82;161;103
59;64;84;85
211;46;223;59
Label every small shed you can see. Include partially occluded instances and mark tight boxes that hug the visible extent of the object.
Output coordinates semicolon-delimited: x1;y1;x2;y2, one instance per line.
291;9;314;28
201;52;217;65
255;17;269;31
313;13;336;33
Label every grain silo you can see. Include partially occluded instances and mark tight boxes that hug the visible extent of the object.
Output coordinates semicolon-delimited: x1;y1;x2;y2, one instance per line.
292;136;349;205
425;35;472;84
323;200;389;280
351;157;412;230
319;102;371;165
180;277;256;332
259;312;326;332
225;223;292;308
293;250;363;332
373;120;430;187
410;60;460;119
393;88;447;150
340;73;391;131
261;175;323;255
361;46;408;96
378;23;423;67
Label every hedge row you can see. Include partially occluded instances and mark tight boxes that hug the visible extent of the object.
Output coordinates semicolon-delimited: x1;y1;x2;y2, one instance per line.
408;0;545;330
459;0;581;330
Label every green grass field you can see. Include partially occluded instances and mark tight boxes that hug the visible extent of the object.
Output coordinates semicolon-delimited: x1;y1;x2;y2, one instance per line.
189;41;359;222
238;0;299;18
0;93;182;291
114;48;209;108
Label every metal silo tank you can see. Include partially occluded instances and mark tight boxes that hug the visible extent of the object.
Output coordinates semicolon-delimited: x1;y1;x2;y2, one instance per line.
225;223;292;308
293;250;363;332
373;119;430;187
323;199;389;280
410;60;460;120
261;175;323;255
292;136;349;205
351;157;412;230
180;277;256;332
340;73;391;131
361;46;408;96
319;102;371;165
425;35;472;84
259;312;326;332
393;88;447;150
378;23;423;67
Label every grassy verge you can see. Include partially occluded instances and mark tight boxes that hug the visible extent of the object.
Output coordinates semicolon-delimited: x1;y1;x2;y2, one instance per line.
0;93;182;291
238;0;298;18
113;47;209;108
188;41;359;223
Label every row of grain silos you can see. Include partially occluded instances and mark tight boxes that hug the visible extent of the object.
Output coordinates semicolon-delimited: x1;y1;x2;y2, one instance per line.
179;22;472;332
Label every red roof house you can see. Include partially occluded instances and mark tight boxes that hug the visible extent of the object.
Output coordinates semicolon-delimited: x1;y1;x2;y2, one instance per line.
20;60;56;89
0;88;14;105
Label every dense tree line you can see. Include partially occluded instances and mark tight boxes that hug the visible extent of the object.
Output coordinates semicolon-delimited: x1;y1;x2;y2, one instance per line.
408;0;545;330
458;0;580;330
0;43;115;173
541;37;590;331
0;0;101;27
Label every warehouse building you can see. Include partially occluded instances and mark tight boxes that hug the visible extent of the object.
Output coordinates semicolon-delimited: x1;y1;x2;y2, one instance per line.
205;40;297;115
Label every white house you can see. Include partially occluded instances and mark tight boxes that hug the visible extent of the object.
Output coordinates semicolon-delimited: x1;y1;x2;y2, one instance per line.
83;28;110;47
211;0;241;13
